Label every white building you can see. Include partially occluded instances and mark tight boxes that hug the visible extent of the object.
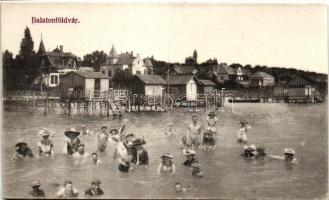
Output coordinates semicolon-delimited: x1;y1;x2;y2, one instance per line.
100;45;147;78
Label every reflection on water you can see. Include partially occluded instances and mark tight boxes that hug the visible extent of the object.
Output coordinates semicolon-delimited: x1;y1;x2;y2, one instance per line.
3;103;328;199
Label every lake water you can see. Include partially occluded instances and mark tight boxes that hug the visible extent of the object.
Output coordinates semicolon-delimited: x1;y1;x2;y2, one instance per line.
2;103;328;199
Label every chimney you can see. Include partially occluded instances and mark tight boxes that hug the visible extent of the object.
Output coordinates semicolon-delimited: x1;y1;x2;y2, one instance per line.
60;45;63;53
131;51;133;56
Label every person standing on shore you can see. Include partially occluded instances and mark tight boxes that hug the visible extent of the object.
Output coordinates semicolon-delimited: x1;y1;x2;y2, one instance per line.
187;115;202;149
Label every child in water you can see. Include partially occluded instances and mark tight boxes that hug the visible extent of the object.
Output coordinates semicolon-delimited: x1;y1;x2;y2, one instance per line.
202;130;216;151
180;136;190;150
157;153;176;174
174;183;190;193
97;126;109;152
38;129;54;158
91;152;102;165
237;120;250;144
165;123;176;137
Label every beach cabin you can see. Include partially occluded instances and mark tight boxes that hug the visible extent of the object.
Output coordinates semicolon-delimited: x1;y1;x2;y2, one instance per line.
60;71;111;99
273;75;322;103
165;75;199;101
132;75;166;96
249;71;275;87
199;79;216;94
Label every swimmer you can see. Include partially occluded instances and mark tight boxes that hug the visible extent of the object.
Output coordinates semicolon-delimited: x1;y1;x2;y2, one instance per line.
134;139;149;166
206;111;218;133
124;133;137;165
84;179;104;196
29;181;45;197
180;136;191;150
38;129;54;158
191;162;203;177
174;183;190;193
187;115;202;149
81;125;92;136
112;135;130;173
12;142;34;160
202;130;216;151
55;180;79;198
182;149;198;167
165;123;176;137
63;128;81;155
237;120;250;144
72;144;90;166
241;144;257;159
269;148;298;164
157;153;176;174
91;152;102;165
97;126;109;152
255;146;267;160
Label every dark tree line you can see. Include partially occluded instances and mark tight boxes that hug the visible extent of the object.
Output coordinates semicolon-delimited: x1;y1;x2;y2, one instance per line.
3;27;40;90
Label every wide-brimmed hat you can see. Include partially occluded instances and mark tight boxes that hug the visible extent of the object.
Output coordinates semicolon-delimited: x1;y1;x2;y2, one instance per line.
109;128;119;135
31;181;41;187
38;129;51;137
125;133;134;138
64;128;80;137
101;125;108;129
161;153;173;159
208;111;216;116
91;179;101;185
133;138;146;146
183;149;196;156
244;144;256;151
284;148;295;155
15;141;27;148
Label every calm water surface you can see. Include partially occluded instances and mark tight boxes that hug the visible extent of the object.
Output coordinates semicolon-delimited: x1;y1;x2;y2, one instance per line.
2;103;328;199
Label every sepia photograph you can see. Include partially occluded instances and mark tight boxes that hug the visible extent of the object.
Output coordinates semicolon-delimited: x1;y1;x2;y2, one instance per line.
1;2;328;199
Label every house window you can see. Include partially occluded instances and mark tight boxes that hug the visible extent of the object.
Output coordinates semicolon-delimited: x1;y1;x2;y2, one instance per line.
144;70;146;75
51;75;54;84
55;75;58;84
136;70;141;75
101;70;105;75
108;70;112;77
50;74;58;85
116;68;121;73
147;69;152;75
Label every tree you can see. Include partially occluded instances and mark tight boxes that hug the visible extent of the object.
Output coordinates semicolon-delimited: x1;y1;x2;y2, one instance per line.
19;27;34;59
82;51;107;72
2;50;14;90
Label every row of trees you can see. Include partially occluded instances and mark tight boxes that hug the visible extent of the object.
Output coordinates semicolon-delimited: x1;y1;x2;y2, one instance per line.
3;27;41;90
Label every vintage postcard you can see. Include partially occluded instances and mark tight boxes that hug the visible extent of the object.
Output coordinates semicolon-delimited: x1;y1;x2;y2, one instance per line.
1;2;328;199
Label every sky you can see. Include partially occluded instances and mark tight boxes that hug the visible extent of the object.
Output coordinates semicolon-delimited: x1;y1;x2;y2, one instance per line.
1;3;328;73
